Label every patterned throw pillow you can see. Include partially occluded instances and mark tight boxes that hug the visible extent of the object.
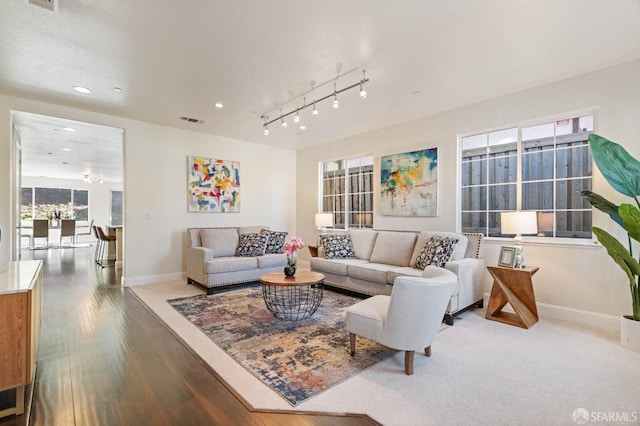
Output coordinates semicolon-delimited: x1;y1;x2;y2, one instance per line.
320;234;356;259
414;236;458;269
235;233;268;257
261;229;287;254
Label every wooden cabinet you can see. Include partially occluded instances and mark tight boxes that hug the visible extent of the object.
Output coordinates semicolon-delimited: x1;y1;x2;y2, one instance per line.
0;260;43;418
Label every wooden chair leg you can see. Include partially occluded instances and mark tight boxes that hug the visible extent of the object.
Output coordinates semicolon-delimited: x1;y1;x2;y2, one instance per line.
404;351;414;375
424;346;432;357
349;333;356;356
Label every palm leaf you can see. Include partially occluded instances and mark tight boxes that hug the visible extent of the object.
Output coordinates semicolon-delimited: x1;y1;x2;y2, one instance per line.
589;134;640;198
580;190;623;227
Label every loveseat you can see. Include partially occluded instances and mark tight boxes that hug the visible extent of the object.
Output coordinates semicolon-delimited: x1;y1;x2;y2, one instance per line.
310;229;485;325
186;226;288;294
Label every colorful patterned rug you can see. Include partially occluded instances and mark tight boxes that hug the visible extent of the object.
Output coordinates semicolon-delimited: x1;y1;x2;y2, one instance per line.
168;286;395;406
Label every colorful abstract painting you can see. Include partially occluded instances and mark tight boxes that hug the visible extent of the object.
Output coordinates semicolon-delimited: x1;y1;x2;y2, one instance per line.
380;148;438;216
187;156;240;212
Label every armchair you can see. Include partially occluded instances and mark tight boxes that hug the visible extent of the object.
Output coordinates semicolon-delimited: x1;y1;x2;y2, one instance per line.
345;268;456;375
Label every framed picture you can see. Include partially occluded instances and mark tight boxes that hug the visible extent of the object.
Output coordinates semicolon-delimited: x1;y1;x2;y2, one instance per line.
380;147;438;216
498;246;516;267
187;155;240;212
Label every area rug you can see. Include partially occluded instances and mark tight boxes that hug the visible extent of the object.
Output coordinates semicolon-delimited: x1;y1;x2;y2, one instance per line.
168;286;395;406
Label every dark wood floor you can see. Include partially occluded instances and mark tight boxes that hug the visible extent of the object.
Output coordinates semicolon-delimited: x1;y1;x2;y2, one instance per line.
1;246;379;425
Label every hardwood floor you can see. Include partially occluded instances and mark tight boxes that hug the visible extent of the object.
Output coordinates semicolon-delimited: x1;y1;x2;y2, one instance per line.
1;246;379;425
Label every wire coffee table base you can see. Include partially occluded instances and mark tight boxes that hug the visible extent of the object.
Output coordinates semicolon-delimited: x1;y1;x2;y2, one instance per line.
259;271;325;321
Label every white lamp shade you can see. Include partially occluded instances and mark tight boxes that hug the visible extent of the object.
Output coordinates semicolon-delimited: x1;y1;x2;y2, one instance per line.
315;213;334;228
501;211;538;235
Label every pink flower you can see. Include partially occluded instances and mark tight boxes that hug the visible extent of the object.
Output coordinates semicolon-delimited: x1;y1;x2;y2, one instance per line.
285;236;304;266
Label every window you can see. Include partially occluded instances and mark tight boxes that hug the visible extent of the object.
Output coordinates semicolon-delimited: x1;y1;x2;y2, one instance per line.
110;190;123;226
21;187;89;222
321;156;373;229
460;114;593;239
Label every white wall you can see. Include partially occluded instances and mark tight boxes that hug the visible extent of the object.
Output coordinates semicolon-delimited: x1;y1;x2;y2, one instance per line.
297;59;640;318
0;94;297;283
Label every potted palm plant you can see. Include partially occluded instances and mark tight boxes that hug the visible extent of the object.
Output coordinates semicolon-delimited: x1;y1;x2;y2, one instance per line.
581;134;640;352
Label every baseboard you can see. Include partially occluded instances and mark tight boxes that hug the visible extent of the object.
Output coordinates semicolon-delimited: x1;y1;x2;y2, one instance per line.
483;293;620;336
123;272;186;287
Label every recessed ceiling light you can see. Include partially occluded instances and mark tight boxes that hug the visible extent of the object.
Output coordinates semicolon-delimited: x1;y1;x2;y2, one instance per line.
113;87;123;93
214;102;223;108
62;148;71;151
62;127;75;132
412;90;422;96
73;86;92;94
299;125;307;130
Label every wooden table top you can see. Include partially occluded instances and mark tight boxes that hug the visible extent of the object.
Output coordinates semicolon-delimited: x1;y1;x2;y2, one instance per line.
259;271;325;286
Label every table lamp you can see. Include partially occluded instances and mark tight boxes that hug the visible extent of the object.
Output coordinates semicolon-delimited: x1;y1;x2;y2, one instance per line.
315;213;333;231
501;211;538;268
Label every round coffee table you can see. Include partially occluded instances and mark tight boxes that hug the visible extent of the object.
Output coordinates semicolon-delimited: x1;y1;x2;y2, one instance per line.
259;271;325;320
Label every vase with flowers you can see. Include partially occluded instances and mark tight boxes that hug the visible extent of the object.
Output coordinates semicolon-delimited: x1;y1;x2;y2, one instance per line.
284;236;304;277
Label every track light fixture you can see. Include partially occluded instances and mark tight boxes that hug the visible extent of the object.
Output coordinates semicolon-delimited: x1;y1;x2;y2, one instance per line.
359;70;367;99
261;70;369;135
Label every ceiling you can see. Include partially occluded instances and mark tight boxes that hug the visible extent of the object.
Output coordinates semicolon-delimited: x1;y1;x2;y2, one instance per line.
2;1;640;180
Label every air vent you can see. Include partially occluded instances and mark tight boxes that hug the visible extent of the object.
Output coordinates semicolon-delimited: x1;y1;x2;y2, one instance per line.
179;116;205;124
29;0;57;12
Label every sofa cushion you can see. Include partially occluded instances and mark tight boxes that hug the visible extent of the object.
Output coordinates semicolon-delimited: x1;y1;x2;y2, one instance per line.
414;236;458;269
369;231;417;266
410;232;469;266
320;234;356;259
348;229;378;260
200;228;239;258
235;233;268;257
257;253;287;269
387;266;423;284
310;257;367;275
261;229;287;254
205;256;258;273
348;263;392;284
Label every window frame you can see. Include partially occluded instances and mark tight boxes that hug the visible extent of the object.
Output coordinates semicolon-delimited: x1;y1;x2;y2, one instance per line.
457;110;597;245
319;154;374;230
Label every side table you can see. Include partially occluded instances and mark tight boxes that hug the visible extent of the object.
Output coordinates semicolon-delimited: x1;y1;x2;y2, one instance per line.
308;245;319;258
486;265;539;329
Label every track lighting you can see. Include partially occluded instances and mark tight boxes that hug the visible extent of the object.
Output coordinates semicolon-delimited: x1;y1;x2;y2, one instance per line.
359;70;367;99
280;110;287;128
332;83;339;108
260;70;369;133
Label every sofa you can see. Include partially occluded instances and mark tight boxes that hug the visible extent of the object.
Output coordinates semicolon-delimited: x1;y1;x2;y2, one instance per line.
310;229;485;325
186;226;288;294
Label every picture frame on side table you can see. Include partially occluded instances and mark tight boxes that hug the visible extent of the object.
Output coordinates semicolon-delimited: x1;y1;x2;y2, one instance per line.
498;246;516;267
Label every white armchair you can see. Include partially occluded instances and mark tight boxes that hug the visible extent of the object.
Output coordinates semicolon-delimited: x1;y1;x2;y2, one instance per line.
345;267;456;375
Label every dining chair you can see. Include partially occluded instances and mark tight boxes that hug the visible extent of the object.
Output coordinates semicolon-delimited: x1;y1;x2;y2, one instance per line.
94;225;116;268
32;219;49;248
59;219;76;247
75;219;94;243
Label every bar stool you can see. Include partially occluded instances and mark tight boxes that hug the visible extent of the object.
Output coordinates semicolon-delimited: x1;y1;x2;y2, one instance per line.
94;225;116;267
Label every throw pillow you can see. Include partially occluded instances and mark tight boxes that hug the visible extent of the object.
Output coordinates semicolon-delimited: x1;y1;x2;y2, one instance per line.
320;233;356;259
261;229;287;254
414;236;458;269
235;233;268;257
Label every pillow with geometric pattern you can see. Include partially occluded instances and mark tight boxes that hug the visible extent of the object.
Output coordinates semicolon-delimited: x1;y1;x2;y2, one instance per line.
235;233;268;257
414;236;458;269
320;233;356;259
261;229;288;254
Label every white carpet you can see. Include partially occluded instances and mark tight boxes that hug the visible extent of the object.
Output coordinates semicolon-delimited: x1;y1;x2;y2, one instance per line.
130;280;640;426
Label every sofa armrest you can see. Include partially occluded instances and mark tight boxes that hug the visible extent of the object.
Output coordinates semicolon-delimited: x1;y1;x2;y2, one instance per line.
443;257;485;309
187;246;214;285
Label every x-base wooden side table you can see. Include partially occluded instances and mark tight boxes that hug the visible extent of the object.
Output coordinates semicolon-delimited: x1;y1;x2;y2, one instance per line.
486;265;540;329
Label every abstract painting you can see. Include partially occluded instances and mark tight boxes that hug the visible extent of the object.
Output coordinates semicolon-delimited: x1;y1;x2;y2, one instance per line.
187;156;240;212
380;148;438;216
